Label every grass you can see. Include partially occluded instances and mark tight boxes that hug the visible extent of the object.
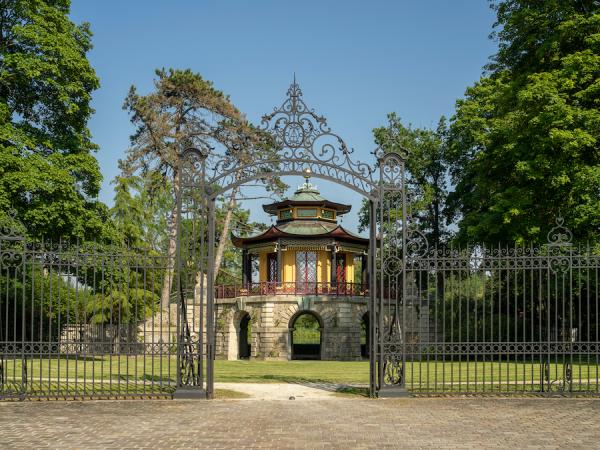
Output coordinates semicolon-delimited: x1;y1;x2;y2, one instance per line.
2;357;600;396
334;386;370;397
214;388;250;399
215;359;368;383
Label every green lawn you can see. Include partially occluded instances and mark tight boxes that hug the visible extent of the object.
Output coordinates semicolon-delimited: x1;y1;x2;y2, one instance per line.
4;356;599;390
216;359;367;383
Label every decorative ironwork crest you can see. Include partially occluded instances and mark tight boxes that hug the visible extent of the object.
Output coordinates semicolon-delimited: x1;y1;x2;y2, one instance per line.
547;214;574;274
182;78;380;199
547;214;573;247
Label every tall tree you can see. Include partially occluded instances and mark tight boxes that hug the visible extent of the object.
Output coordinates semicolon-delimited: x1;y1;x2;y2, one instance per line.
447;0;600;244
111;168;170;251
209;122;285;277
0;0;111;240
122;69;277;309
214;202;267;286
359;114;449;249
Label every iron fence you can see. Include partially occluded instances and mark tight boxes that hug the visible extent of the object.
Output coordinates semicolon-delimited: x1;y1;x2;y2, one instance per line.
379;219;600;395
0;226;179;400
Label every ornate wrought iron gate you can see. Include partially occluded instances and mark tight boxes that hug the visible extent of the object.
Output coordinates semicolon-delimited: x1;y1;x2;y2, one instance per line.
2;80;599;401
176;80;600;399
177;80;600;399
378;213;600;396
177;80;388;398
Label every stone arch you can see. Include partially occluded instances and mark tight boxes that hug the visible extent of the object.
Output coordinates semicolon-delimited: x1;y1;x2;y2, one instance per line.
238;312;252;359
278;303;300;325
226;307;254;360
315;304;339;329
288;309;323;360
354;303;369;321
360;311;370;359
288;308;324;329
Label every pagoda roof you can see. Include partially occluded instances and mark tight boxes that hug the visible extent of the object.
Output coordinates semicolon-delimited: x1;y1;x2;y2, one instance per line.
262;180;351;214
231;220;368;247
263;199;351;214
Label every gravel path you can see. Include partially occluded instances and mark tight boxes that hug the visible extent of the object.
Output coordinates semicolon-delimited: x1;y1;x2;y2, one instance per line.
216;382;345;399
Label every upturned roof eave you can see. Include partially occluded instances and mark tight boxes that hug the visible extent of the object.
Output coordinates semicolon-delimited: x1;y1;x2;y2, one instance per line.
262;199;352;215
231;224;369;248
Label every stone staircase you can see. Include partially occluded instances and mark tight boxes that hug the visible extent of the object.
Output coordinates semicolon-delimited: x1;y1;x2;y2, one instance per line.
141;301;206;346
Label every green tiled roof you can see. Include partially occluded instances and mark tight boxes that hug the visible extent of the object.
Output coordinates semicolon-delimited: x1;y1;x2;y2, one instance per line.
232;178;367;247
289;182;325;202
277;220;337;235
262;177;351;215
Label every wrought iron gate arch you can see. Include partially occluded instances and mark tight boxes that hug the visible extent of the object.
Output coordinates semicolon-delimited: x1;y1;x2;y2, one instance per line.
177;152;395;400
183;79;381;202
206;162;378;203
175;79;412;399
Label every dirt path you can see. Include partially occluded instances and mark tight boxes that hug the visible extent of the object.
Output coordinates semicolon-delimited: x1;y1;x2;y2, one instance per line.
215;382;344;400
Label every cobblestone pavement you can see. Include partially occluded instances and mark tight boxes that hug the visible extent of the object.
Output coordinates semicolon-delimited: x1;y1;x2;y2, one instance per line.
1;397;600;449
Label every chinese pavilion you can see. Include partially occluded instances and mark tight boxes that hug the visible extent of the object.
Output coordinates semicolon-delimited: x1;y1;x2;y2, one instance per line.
231;175;369;296
212;174;372;361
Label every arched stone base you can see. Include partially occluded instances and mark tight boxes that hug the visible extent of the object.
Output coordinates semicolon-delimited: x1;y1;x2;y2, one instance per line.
214;295;370;361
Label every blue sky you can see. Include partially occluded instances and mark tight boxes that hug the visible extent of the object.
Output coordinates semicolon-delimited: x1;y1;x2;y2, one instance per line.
70;0;498;232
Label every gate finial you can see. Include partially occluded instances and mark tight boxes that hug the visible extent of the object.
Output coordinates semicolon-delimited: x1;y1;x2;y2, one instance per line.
0;209;25;241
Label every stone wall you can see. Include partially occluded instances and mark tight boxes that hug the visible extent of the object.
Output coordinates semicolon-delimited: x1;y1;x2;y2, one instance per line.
135;292;436;361
214;295;371;361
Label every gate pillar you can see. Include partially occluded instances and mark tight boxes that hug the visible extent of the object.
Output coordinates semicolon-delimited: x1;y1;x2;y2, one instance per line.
375;151;411;398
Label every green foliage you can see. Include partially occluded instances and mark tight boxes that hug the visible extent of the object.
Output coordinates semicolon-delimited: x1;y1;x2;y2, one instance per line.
122;68;247;179
434;273;488;342
432;266;600;343
293;314;320;344
215;202;267;285
447;1;600;244
86;288;159;325
120;68;282;298
360;114;449;247
0;267;93;341
111;171;171;251
0;244;163;341
0;0;114;241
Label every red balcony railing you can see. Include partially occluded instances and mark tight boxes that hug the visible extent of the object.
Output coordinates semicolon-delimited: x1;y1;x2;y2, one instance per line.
214;282;369;299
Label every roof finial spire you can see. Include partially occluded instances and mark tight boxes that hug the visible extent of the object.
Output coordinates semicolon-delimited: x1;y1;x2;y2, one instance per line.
303;167;311;183
297;167;317;192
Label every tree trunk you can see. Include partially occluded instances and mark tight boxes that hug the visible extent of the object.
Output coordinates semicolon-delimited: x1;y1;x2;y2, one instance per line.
160;169;180;310
213;186;238;282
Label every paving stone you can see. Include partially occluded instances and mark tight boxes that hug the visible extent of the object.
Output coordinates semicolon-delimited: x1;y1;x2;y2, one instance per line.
0;397;599;448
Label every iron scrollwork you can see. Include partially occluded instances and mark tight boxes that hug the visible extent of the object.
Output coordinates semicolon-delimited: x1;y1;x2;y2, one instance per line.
376;141;413;390
0;210;25;269
0;209;25;242
186;78;379;199
547;214;574;274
